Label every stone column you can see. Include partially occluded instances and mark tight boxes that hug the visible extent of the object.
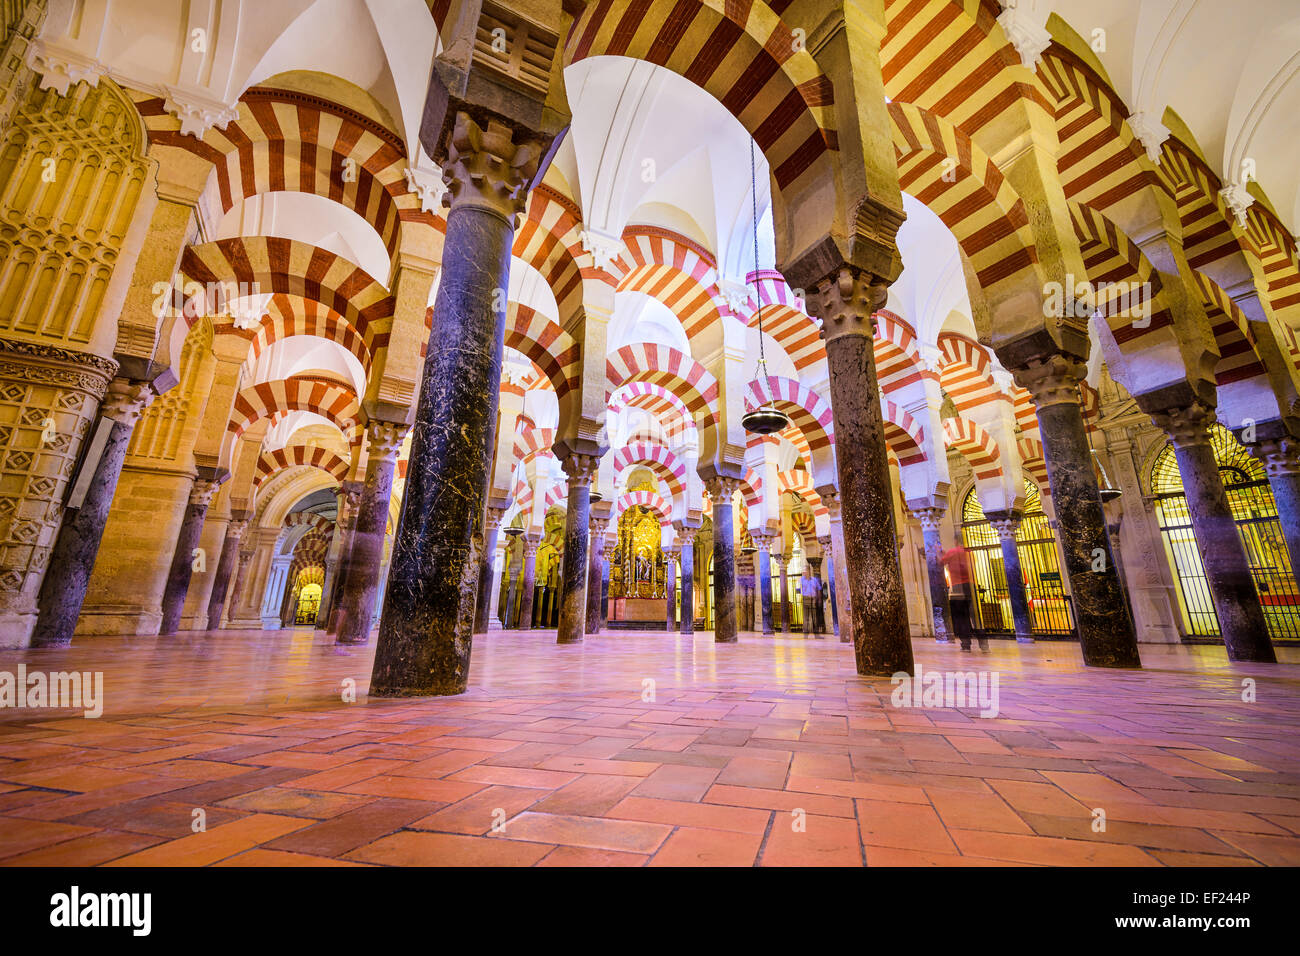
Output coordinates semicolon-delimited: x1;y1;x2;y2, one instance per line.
817;535;839;636
601;529;613;629
586;514;609;635
473;506;505;635
1252;436;1300;595
370;113;543;696
557;453;597;644
808;556;826;634
32;379;156;647
808;272;911;675
754;533;775;635
159;476;222;635
821;492;853;645
337;419;406;646
517;535;540;629
987;510;1033;643
205;514;248;630
279;565;299;626
678;528;696;635
260;555;292;629
775;553;791;633
706;477;740;643
318;482;360;630
488;542;507;629
1151;402;1275;662
913;508;952;642
664;548;678;631
1013;354;1141;668
500;539;518;625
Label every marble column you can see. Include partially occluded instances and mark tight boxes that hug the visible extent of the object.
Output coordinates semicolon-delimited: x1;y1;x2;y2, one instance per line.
224;546;255;627
318;482;360;631
678;529;696;635
706;477;740;643
517;536;540;629
32;379;155;647
776;554;791;633
488;543;507;629
279;567;298;626
664;548;678;631
205;514;248;631
913;509;952;642
370;113;543;696
586;514;609;635
1152;403;1274;663
821;492;853;646
1013;354;1140;668
600;533;612;630
755;534;775;635
808;556;826;634
557;454;597;645
159;477;222;635
500;539;518;624
1253;436;1300;595
801;569;814;636
809;272;912;676
473;506;505;635
818;535;840;636
987;510;1034;643
337;419;406;646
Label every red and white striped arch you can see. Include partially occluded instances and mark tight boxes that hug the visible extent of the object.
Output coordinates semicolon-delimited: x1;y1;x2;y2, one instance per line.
1016;436;1049;487
748;269;822;373
881;399;927;467
606;344;719;421
613;442;687;504
616;227;727;340
615;489;671;528
255;445;350;490
512;416;556;466
1192;270;1268;387
942;416;1001;482
874;309;925;393
229;378;359;440
777;470;828;518
514;185;589;319
937;331;1003;412
250;294;373;375
283;511;335;535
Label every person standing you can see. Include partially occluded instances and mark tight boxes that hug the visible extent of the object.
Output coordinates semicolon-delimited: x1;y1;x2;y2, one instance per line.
941;545;983;651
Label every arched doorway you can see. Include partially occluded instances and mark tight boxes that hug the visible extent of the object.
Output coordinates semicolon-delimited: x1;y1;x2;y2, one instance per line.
291;566;324;625
1151;426;1299;641
960;479;1074;637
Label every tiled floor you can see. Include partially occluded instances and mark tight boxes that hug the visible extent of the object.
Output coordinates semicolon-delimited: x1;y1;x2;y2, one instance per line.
1;627;1299;866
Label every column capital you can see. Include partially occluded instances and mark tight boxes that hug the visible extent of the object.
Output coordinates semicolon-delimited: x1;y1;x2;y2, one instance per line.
522;538;540;558
806;268;889;342
561;452;600;485
985;510;1023;539
226;518;249;540
705;476;741;500
820;488;842;521
442;112;545;220
483;506;506;533
101;378;157;426
816;534;831;550
1010;353;1087;409
365;418;408;462
589;515;609;536
663;548;679;564
1150;401;1216;450
189;479;221;507
772;551;786;563
673;524;699;545
1250;436;1300;478
911;506;947;532
751;532;774;553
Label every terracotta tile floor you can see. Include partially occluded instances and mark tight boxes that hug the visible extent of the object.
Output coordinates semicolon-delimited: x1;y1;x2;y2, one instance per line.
1;627;1299;866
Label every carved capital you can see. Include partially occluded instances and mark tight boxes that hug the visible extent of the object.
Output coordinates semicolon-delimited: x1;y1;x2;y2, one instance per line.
226;519;249;541
1150;401;1216;450
189;479;221;508
985;510;1023;540
1011;353;1086;409
366;419;408;463
807;268;889;342
816;535;831;550
1252;436;1300;479
589;516;610;536
522;537;540;558
663;548;680;565
101;378;156;427
820;488;842;521
561;453;600;486
706;476;741;500
751;532;774;553
484;506;506;533
442;112;544;220
911;506;947;533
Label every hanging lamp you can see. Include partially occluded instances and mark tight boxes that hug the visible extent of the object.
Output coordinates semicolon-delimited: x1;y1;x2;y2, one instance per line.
741;138;791;436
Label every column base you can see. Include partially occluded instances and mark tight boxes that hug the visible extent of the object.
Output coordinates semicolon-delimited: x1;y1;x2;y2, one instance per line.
0;612;33;648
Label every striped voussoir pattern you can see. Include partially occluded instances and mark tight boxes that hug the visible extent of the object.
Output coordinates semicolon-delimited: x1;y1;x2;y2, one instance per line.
615;489;671;527
565;0;837;192
1067;200;1170;345
937;330;1003;412
281;511;335;537
251;293;374;375
512;416;557;466
515;185;589;318
228;377;360;439
744;375;834;459
616;227;728;340
748;269;822;372
942;415;1001;482
606;344;720;420
255;444;351;489
874;309;926;393
613;442;688;504
777;469;827;518
506;303;582;407
1017;436;1049;487
880;399;926;467
1191;270;1267;387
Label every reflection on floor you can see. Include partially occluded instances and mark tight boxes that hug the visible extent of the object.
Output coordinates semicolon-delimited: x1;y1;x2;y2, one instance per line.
1;628;1298;866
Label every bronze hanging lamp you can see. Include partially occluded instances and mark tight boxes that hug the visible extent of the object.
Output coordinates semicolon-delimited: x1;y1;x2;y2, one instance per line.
741;138;791;437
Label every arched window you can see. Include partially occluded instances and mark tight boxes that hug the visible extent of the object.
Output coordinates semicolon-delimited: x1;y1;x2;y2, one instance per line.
960;479;1074;636
1151;426;1298;640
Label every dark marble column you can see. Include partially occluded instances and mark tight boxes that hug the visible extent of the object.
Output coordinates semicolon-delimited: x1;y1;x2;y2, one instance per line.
913;509;952;642
706;477;740;643
822;493;852;644
159;476;222;635
600;534;610;629
1253;437;1300;595
755;534;775;635
205;514;249;631
808;272;911;676
664;548;678;631
677;528;697;635
33;379;155;647
517;536;540;629
1152;403;1274;663
318;482;360;631
986;511;1033;643
808;556;825;634
1013;354;1141;668
337;419;406;646
818;534;840;636
557;454;597;644
473;506;505;635
776;554;790;633
586;514;608;635
369;113;544;696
